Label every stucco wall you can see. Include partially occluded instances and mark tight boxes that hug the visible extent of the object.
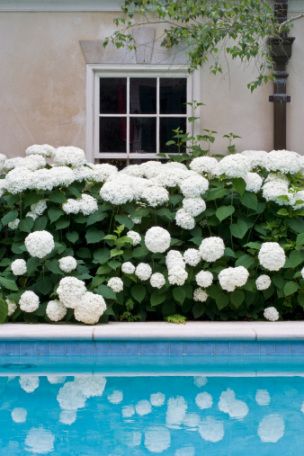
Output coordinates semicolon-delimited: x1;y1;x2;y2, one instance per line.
0;9;303;157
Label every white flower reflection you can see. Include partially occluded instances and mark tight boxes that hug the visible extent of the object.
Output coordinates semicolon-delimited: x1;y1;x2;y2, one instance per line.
199;417;224;442
218;389;249;419
255;389;271;406
258;414;285;443
25;427;55;454
166;396;187;428
11;407;27;423
19;376;39;393
144;426;171;453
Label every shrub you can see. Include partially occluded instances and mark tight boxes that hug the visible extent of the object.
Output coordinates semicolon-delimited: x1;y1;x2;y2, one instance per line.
0;146;304;324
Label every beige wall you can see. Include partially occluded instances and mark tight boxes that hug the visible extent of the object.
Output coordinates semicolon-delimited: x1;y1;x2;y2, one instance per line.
0;10;303;158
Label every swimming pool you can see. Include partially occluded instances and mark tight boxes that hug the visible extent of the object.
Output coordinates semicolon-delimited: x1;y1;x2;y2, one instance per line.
1;335;304;454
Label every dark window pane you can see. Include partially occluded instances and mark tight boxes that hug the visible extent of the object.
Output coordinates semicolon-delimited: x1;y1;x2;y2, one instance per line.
100;78;126;114
130;118;156;153
130;78;157;114
99;117;126;153
160;78;187;114
160;118;187;153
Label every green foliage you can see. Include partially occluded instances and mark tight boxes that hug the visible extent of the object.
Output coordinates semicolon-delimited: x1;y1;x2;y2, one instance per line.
165;314;187;324
107;0;294;90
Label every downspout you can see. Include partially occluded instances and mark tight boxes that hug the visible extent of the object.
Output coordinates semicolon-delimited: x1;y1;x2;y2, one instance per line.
268;0;295;150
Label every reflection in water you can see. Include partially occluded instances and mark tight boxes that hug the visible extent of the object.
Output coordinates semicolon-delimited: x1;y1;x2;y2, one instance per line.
0;374;304;454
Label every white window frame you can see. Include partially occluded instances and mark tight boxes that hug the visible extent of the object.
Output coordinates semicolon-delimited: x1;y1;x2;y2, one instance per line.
86;64;201;162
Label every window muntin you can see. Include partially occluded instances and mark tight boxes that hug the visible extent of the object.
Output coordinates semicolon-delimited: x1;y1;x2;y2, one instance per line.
98;75;188;158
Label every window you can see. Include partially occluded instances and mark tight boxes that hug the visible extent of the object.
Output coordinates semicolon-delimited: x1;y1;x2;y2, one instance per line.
86;65;199;162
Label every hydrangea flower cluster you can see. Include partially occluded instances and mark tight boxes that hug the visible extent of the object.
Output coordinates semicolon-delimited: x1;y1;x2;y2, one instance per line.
1;145;304;324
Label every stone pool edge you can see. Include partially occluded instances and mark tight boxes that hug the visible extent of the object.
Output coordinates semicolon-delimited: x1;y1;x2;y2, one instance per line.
0;321;303;340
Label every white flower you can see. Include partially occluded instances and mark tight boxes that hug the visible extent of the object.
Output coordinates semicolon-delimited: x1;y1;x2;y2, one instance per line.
54;146;86;167
78;194;98;215
168;267;188;286
180;175;209;198
74;291;106;324
216;153;251;178
267;150;302;174
30;200;47;216
193;288;208;302
59;256;77;273
293;190;304;210
25;144;55;158
256;275;271;291
190;156;218;175
135;263;152;281
183;248;201;267
166;250;184;269
182;197;206;217
6;299;17;316
141;186;169;207
57;277;87;309
100;180;134;205
4;168;33;194
62;198;80;214
199;237;225;262
107;277;123;293
46;300;67;322
25;231;55;259
262;174;290;205
11;259;27;276
263;306;279;322
121;262;135;274
90;163;118;182
241;150;270;169
150;273;166;289
127;230;141;246
145;227;171;253
244;172;263;193
218;266;249;292
19;291;40;313
258;242;286;271
175;209;195;230
8;218;20;229
195;271;213;288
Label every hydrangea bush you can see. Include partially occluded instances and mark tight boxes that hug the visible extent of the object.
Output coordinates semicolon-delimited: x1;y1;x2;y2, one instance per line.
1;145;304;324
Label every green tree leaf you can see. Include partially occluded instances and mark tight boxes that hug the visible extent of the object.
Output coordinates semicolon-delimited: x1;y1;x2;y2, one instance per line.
241;192;258;210
284;281;299;297
0;277;18;291
172;287;186;305
230;219;251;239
131;284;146;303
48;207;64;223
85;228;104;244
230;289;245;308
150;292;167;307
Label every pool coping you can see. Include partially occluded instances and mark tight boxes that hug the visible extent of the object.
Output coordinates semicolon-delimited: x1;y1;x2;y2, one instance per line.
0;321;303;340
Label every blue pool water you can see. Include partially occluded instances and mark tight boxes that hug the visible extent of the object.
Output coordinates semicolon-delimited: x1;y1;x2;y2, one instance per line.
1;339;304;455
1;372;304;455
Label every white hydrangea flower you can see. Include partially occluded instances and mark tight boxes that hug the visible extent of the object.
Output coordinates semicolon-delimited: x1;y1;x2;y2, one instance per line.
267;150;302;174
218;266;249;292
58;256;77;273
127;230;141;246
141;186;169;207
244;172;263;193
25;144;55;158
135;263;152;281
100;180;134;205
256;275;271;291
90;163;118;182
78;194;98;215
193;288;208;302
4;168;33;194
30;166;75;192
258;242;286;271
293;190;304;210
107;277;124;293
74;292;106;325
199;237;225;262
195;271;213;288
46;300;67;322
62;198;80;215
144;227;171;253
175;209;195;230
8;218;20;229
150;272;166;289
121;262;136;274
53;146;86;167
166;250;185;269
30;200;47;216
183;248;201;267
25;231;55;259
262;174;290;205
11;259;27;276
6;299;17;316
216;153;251;178
189;156;218;175
180;175;209;198
57;277;87;309
19;291;40;313
263;306;279;322
241;150;270;170
168;267;188;286
182;197;206;217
